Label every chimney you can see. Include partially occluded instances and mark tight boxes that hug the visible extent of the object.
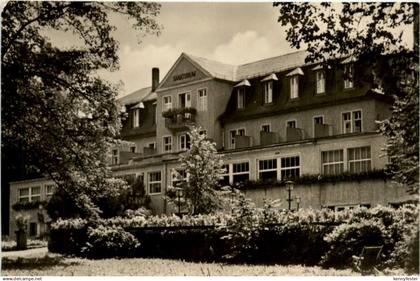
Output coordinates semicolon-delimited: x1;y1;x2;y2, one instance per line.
152;67;159;92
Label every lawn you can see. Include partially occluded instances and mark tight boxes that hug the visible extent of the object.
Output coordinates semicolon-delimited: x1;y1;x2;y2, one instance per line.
1;252;406;276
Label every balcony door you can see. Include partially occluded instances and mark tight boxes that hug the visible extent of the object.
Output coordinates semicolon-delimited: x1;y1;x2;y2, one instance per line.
179;92;191;108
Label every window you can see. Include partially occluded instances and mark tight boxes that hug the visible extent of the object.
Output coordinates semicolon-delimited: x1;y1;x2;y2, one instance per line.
316;70;326;94
19;187;41;202
148;171;161;194
342;110;362;133
314;116;324;125
179;92;191;108
130;146;136;153
232;162;250;183
163;136;172;152
344;64;354;89
290;76;299;99
237;88;245;109
286;120;296;128
263;81;273;104
179;134;191;150
322;150;344;175
198;89;207;111
229;129;245;149
163;96;172;111
258;159;277;180
348;146;371;173
112;149;118;165
261;124;271;133
148;142;156;149
46;185;54;200
280;156;300;180
133;109;140;128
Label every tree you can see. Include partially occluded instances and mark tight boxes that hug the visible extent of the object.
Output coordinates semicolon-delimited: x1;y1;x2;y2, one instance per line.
167;126;226;215
274;2;419;194
1;1;161;224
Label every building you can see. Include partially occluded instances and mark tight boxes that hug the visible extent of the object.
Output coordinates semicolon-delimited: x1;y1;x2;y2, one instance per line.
8;50;414;237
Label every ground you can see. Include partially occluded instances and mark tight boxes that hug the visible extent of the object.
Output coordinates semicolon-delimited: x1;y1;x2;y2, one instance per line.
2;247;408;276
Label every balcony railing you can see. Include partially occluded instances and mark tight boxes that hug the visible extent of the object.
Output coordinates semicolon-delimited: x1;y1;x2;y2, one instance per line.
163;107;196;132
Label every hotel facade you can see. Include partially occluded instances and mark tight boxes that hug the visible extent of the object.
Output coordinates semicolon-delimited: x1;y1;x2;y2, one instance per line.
8;50;413;237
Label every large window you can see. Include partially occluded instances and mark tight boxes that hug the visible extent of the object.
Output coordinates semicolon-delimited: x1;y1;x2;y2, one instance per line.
46;184;55;200
19;186;41;202
344;64;354;89
348;146;371;173
198;88;207;111
132;109;140;128
342;110;362;133
316;70;326;94
148;171;162;194
163;136;172;152
258;159;277;180
232;162;249;183
179;92;191;108
237;88;245;109
263;81;273;104
290;76;299;99
322;150;344;175
179;133;191;150
163;96;172;111
281;156;300;179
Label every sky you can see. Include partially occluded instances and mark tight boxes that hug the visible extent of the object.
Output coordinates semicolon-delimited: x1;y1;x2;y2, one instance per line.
42;2;414;98
101;3;297;97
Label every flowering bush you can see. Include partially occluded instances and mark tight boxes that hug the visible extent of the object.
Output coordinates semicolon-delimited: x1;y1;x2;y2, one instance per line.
81;225;140;258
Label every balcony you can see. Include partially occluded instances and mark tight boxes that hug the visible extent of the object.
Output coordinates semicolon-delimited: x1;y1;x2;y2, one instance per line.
260;131;278;146
143;147;157;156
163;108;196;132
286;127;305;142
235;135;252;149
314;123;331;138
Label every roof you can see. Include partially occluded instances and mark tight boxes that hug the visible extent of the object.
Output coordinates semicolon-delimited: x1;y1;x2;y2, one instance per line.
184;53;236;81
184;50;309;82
117;86;153;106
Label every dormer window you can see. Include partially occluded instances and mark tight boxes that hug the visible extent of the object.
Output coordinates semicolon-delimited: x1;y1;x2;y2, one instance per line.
133;109;140;128
316;70;326;94
286;68;303;100
234;79;250;109
263;81;273;104
290;76;299;99
261;73;277;104
344;64;354;89
237;88;245;109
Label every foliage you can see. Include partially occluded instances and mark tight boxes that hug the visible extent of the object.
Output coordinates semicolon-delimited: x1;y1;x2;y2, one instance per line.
166;126;226;214
274;2;419;194
2;1;161;220
48;204;419;272
235;169;389;190
14;214;29;231
2;239;48;252
162;107;197;119
12;200;48;211
81;225;140;259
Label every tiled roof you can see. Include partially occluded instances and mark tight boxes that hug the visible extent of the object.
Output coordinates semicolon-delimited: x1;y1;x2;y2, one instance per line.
185;53;236;81
117;86;153;106
185;50;309;82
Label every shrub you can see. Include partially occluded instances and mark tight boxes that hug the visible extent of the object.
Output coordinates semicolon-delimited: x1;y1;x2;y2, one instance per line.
81;225;140;259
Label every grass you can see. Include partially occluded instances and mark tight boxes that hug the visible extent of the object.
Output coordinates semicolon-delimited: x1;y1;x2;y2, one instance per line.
1;253;407;276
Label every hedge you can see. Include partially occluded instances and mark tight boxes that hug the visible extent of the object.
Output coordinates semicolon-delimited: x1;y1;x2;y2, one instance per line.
48;204;419;271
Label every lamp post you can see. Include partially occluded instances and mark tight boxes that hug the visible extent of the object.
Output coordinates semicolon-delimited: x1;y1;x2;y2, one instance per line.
295;196;301;211
285;180;294;211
